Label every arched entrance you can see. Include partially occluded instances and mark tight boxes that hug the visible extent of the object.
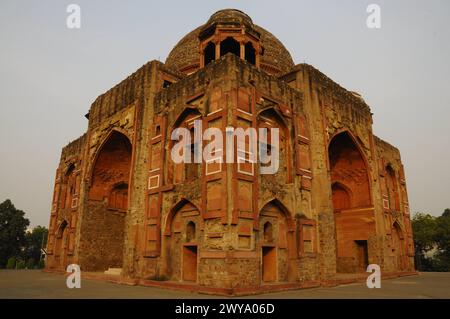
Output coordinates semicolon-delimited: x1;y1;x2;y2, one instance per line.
165;200;202;282
203;41;215;66
82;131;132;271
392;222;406;270
328;131;373;273
55;220;69;269
259;199;292;283
220;37;240;58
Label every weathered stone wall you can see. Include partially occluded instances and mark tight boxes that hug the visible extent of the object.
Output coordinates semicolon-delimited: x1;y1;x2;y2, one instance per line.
46;134;86;270
78;201;125;271
374;136;414;271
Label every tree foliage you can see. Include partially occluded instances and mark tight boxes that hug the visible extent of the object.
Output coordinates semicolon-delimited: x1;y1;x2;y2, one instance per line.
412;208;450;271
0;199;48;269
0;199;30;268
23;226;48;264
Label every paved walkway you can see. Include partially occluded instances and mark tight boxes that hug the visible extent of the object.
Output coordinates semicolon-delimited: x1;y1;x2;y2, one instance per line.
0;270;449;298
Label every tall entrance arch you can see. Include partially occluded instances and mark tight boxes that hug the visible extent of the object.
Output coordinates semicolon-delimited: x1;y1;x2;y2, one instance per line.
81;131;132;271
328;131;374;273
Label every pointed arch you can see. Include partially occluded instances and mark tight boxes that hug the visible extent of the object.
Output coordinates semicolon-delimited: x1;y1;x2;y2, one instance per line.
259;198;294;230
245;41;256;65
328;130;375;273
65;163;75;177
164;198;203;282
203;41;216;66
81;129;131;271
328;130;372;207
172;107;203;130
257;107;289;129
331;182;352;211
164;198;202;236
257;107;292;183
55;220;68;237
169;107;203;184
61;163;76;209
220;37;240;58
54;219;69;267
88;128;132;184
392;221;405;239
328;129;371;180
258;198;294;282
88;130;132;201
386;164;400;211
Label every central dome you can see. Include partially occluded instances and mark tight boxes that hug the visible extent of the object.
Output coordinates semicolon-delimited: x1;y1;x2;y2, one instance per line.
165;9;295;75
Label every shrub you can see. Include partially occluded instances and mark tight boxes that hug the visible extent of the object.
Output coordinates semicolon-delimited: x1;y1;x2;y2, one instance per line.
26;258;35;269
16;259;26;269
6;257;16;269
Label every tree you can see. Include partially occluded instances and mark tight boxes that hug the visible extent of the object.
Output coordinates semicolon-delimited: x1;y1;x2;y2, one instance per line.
442;208;450;218
23;226;48;266
434;209;450;271
412;213;437;254
412;209;450;272
0;199;30;268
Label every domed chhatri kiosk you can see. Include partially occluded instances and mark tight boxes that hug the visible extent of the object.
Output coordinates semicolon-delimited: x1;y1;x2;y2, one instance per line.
45;9;415;294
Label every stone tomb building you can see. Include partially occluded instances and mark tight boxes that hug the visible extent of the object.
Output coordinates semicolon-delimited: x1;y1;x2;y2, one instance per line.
45;9;415;292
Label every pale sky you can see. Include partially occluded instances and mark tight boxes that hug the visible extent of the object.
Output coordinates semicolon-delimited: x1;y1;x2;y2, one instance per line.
0;0;449;227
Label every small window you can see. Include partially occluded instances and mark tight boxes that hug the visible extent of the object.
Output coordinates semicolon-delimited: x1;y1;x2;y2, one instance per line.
186;221;196;242
155;125;161;136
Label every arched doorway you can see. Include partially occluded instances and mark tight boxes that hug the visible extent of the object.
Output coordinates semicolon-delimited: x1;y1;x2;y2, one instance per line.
55;220;68;269
245;42;256;65
83;131;132;271
392;222;406;270
259;199;292;283
220;37;240;58
165;200;201;282
328;131;373;273
203;41;215;66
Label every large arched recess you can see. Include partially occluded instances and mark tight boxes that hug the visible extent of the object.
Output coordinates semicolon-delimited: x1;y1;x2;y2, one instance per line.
328;131;375;273
81;130;132;271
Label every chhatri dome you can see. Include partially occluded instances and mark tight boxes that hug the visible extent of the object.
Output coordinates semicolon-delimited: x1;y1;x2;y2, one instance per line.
165;9;295;76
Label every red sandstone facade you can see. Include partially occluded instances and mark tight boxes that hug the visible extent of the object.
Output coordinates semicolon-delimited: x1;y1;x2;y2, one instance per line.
45;9;415;292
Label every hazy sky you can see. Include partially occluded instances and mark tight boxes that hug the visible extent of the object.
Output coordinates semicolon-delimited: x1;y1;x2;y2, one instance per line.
1;0;449;227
